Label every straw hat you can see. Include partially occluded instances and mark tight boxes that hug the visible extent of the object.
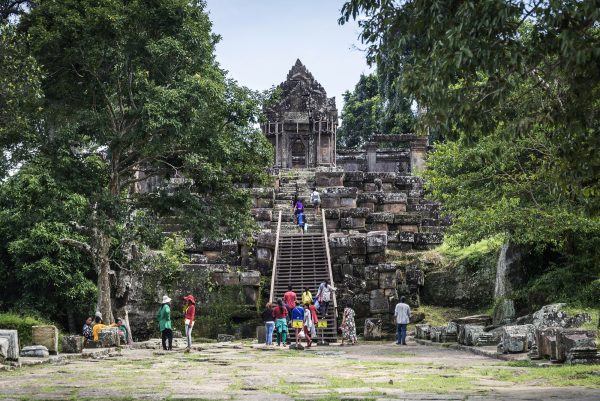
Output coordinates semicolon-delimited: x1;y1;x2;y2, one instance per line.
161;295;172;304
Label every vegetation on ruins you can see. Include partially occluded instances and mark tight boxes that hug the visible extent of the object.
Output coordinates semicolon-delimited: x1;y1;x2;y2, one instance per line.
0;0;272;326
337;72;415;148
341;0;600;307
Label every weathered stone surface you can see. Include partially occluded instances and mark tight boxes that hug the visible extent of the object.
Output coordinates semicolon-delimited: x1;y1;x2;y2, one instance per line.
409;311;425;324
211;271;240;286
218;334;234;342
405;265;424;286
0;330;19;361
315;171;344;187
324;209;340;219
365;172;398;183
463;325;485;346
379;272;397;289
239;270;261;286
339;207;371;218
366;231;388;253
369;290;389;313
367;212;395;224
532;303;591;329
498;325;534;354
256;232;276;249
329;233;349;256
367;252;386;264
397;231;415;243
557;329;598;363
364;318;382;340
32;325;59;354
493;299;516;325
454;315;493;326
99;328;120;347
348;234;367;255
415;324;431;340
414;232;443;245
0;338;8;360
61;335;83;354
189;254;208;264
256;325;266;343
20;345;49;358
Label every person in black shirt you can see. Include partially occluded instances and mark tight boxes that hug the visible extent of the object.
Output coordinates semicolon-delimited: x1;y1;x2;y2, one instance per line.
261;302;275;346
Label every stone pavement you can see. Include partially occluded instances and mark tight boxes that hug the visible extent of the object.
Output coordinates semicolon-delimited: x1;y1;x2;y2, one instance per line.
0;341;598;400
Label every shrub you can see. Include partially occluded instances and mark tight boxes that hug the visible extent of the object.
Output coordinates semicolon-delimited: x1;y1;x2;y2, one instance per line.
0;313;56;346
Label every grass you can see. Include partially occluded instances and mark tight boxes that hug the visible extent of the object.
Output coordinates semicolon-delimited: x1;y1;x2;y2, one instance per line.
562;306;599;330
478;364;600;387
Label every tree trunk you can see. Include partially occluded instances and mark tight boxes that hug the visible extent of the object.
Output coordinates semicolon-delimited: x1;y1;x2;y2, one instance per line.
97;232;115;324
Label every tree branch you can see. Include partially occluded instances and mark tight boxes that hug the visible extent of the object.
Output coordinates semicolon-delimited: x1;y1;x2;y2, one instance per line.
60;238;93;257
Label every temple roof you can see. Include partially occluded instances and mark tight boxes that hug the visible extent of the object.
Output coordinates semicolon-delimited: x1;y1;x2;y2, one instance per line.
265;59;337;121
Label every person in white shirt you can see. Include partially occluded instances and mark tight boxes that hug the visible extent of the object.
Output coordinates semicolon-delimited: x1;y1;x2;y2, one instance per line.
316;280;336;318
310;188;321;214
394;296;411;345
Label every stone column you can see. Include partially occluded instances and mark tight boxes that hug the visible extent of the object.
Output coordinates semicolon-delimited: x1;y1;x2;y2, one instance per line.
366;142;378;172
410;136;428;173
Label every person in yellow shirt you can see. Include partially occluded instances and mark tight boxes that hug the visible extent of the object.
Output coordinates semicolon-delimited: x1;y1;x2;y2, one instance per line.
302;287;313;305
92;316;118;341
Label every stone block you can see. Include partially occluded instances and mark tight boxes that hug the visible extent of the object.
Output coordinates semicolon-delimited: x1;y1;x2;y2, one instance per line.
499;325;534;354
453;315;493;326
256;325;266;343
340;207;372;218
256;248;273;266
316;171;344;187
99;328;120;347
463;325;485;346
204;250;224;264
326;219;340;230
369;290;389;313
364;318;382;340
382;203;407;213
32;325;59;354
379;272;397;289
350;255;366;265
364;265;379;281
202;239;222;251
20;345;49;358
239;270;261;286
218;334;234;342
532;303;592;329
366;231;388;253
324;209;340;219
340;197;357;208
414;233;444;245
367;212;395;224
415;324;431;340
0;338;8;360
61;335;83;354
394;213;421;225
242;286;259;304
189;253;208;264
367;252;386;264
405;265;424;286
0;330;19;361
348;234;367;255
329;233;349;256
256;197;273;208
557;329;598;362
493;299;516;325
211;271;240;286
397;232;415;243
256;232;276;249
410;311;426;324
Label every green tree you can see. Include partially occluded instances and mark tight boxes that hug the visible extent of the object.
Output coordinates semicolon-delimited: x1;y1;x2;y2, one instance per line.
338;72;414;148
12;0;271;323
340;1;600;304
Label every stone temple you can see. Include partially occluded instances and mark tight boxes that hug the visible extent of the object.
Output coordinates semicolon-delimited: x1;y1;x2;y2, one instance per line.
261;59;338;168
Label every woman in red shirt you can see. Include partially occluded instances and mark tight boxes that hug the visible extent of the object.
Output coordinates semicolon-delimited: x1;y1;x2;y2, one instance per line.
183;295;196;352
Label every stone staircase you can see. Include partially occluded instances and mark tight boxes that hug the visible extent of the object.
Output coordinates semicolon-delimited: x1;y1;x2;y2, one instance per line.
271;169;323;234
270;169;338;342
272;233;338;343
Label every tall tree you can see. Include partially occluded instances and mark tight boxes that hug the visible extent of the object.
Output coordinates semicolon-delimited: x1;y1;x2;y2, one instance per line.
17;0;271;322
340;1;600;303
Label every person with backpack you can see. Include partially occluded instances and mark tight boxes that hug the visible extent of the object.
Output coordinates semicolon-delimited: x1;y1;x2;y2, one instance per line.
311;188;321;215
295;198;306;234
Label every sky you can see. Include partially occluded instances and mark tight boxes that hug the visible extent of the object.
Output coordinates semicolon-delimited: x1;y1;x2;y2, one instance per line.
205;0;372;112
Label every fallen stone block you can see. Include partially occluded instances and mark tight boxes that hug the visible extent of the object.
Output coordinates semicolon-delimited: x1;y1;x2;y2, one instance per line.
239;270;261;286
20;345;49;358
218;334;235;342
498;324;534;354
0;338;8;360
32;325;59;354
415;324;430;340
364;318;382;340
0;330;19;361
61;335;83;354
99;328;120;347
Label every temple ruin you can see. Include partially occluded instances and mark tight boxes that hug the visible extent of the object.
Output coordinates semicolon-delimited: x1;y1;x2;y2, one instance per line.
261;59;338;168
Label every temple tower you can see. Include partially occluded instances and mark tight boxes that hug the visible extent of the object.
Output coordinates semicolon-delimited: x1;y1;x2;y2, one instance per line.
261;59;338;169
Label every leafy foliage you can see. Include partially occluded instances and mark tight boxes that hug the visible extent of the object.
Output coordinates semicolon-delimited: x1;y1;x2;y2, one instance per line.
0;0;272;323
341;0;600;306
338;72;414;148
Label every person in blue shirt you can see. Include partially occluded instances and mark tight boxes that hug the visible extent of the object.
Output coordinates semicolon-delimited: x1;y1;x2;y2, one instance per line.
291;301;305;347
297;211;306;234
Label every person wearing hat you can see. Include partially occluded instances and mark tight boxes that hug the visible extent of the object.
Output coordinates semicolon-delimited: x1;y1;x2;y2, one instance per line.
157;295;173;351
183;295;196;352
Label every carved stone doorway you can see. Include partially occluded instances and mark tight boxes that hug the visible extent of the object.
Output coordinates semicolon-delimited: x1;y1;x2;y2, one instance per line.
291;138;306;168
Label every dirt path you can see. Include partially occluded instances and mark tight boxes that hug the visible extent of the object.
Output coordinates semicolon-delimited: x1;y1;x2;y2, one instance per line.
1;341;599;400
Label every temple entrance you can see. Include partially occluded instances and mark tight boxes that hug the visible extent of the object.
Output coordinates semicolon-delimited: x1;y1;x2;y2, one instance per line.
291;138;306;168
